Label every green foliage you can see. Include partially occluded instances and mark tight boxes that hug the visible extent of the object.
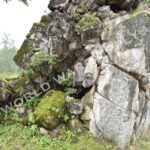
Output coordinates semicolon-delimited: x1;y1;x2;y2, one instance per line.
41;15;50;24
75;14;101;30
57;72;73;87
51;106;60;113
71;13;82;21
25;96;40;109
0;123;117;150
38;135;51;146
78;1;88;13
3;0;29;5
55;71;78;96
64;87;77;96
28;113;35;125
30;52;58;67
63;114;70;122
0;125;5;134
33;23;43;29
0;34;20;76
145;0;150;4
5;109;20;123
30;124;38;135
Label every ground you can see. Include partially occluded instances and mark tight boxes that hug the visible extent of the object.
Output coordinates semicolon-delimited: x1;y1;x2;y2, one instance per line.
0;123;116;150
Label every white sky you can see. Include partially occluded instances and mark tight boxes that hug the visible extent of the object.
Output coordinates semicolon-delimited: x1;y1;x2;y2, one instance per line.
0;0;50;48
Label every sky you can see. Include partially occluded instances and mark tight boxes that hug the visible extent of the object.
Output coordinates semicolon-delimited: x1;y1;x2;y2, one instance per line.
0;0;50;48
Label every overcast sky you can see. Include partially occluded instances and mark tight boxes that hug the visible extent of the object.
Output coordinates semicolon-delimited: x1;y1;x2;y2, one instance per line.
0;0;50;48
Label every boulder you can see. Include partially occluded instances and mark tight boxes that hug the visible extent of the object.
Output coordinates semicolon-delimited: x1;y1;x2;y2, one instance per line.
90;65;139;150
103;12;150;76
34;90;67;130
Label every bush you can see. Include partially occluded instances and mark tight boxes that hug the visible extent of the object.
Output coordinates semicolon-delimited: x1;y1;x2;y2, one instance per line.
30;52;58;67
75;14;101;30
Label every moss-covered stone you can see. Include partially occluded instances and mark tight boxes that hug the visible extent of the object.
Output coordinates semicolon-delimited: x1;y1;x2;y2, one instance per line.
14;40;33;66
34;90;67;130
13;71;40;93
75;14;101;30
41;15;50;24
33;23;43;29
66;98;83;115
26;32;32;39
130;10;150;18
71;13;82;21
78;1;88;13
67;118;83;132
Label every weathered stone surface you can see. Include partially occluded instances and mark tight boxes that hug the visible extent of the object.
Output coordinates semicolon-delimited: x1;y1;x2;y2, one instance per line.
80;25;103;43
74;62;85;86
40;127;49;135
90;65;139;150
66;98;83;115
48;0;69;11
81;86;95;109
80;106;92;122
97;6;116;19
135;91;150;135
103;13;150;76
82;57;98;88
85;43;104;65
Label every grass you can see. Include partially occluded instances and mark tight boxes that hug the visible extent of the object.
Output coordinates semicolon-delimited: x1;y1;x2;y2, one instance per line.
0;123;117;150
129;131;150;150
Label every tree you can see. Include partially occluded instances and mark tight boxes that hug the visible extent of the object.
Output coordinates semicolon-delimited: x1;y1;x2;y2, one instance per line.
0;34;20;75
3;0;30;5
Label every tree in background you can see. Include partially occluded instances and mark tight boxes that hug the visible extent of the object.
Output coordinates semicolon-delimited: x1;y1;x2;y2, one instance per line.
0;34;20;76
3;0;29;5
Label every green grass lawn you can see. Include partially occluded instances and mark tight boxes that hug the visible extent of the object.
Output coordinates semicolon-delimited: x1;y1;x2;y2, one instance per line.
0;123;117;150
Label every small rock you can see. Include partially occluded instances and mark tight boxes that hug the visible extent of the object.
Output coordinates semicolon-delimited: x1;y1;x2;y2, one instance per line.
67;118;83;132
40;127;48;135
16;107;25;114
66;98;83;115
80;106;92;122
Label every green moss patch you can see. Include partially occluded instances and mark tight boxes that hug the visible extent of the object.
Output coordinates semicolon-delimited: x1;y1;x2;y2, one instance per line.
14;39;33;65
41;15;50;24
130;10;150;18
34;90;67;130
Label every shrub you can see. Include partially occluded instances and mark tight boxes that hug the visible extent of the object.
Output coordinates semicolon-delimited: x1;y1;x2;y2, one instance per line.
75;14;101;30
30;52;58;67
